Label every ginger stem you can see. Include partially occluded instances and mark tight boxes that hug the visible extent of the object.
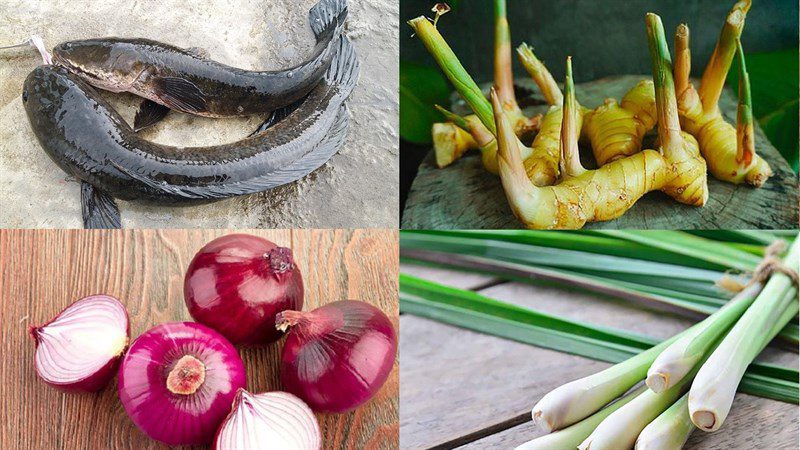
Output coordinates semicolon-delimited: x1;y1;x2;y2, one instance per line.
517;43;563;106
435;104;470;130
493;0;517;110
698;0;752;113
559;57;586;178
735;39;754;168
646;13;682;158
408;16;496;134
674;24;691;99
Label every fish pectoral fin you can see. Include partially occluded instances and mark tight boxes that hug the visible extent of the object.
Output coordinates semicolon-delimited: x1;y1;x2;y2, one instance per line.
133;99;170;132
81;182;121;229
151;76;208;114
186;46;209;59
249;97;305;136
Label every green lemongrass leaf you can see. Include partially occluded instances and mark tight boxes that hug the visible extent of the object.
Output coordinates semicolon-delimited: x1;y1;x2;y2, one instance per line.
400;232;726;282
595;231;762;271
400;274;799;403
400;250;799;346
403;230;727;270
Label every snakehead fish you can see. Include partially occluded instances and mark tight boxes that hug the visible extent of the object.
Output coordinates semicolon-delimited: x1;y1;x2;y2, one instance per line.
50;0;347;130
23;36;358;227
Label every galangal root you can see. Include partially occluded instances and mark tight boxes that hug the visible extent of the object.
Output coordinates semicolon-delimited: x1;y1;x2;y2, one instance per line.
494;14;707;229
673;0;771;186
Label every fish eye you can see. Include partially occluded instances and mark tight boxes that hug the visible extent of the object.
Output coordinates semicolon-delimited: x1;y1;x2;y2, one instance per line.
22;90;28;102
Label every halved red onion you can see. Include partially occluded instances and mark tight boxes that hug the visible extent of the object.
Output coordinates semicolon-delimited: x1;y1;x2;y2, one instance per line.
30;294;129;392
118;322;246;446
184;234;304;345
213;390;321;450
277;300;397;412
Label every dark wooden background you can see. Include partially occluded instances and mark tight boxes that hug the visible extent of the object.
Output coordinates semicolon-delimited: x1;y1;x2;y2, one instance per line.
0;229;399;450
399;264;799;449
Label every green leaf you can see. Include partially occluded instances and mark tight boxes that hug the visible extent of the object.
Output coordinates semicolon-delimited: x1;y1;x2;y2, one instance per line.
400;274;799;403
728;49;799;171
399;60;452;144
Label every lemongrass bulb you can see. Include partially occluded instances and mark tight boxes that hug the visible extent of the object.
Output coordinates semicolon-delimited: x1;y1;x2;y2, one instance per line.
646;282;761;393
532;343;669;432
516;386;645;450
578;383;688;450
689;240;799;432
635;393;693;450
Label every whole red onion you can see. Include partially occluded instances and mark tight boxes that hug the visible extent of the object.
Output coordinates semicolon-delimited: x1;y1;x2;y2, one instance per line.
30;294;129;392
118;322;246;446
277;300;397;413
184;234;304;345
213;390;321;449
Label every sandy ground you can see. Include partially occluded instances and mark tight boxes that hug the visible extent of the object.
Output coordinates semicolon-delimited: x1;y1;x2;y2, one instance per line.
0;0;398;228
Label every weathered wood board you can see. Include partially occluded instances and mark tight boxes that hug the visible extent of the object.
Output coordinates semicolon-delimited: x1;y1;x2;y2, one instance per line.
398;264;799;449
402;76;799;229
0;229;399;450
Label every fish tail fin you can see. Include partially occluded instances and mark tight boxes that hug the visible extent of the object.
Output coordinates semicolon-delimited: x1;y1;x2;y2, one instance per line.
81;181;121;229
325;36;360;100
309;0;348;39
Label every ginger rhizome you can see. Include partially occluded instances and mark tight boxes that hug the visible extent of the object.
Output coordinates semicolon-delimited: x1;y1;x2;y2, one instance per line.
673;0;771;186
518;42;657;168
494;14;706;230
430;0;540;171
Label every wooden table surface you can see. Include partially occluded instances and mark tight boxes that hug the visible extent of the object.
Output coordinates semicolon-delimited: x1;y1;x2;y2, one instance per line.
0;229;399;450
401;76;799;230
399;264;799;450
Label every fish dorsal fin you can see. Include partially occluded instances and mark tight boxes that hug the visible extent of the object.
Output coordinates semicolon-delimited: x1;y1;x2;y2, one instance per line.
81;182;121;229
133;99;170;132
150;76;208;114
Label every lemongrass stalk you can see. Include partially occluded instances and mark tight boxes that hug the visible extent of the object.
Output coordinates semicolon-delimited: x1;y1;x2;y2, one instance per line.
689;239;800;432
646;282;762;393
735;38;754;167
531;334;680;432
516;386;647;450
634;393;693;450
699;0;751;113
558;57;586;179
517;43;563;106
408;16;495;134
579;346;711;450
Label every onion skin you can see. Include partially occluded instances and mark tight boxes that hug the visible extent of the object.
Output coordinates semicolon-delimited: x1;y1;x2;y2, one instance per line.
184;233;304;345
30;294;129;392
213;390;321;450
278;300;397;413
118;322;247;446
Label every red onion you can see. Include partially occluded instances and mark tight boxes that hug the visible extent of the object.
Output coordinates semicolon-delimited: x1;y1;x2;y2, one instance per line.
277;300;397;413
118;322;246;446
213;390;321;449
30;294;129;392
184;234;304;345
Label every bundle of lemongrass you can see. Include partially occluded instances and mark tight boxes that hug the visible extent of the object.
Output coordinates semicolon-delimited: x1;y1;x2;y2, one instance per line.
408;0;773;230
513;239;798;449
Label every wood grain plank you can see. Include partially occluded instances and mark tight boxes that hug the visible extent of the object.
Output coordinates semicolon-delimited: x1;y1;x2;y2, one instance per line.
401;76;799;230
398;267;798;449
0;229;399;450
